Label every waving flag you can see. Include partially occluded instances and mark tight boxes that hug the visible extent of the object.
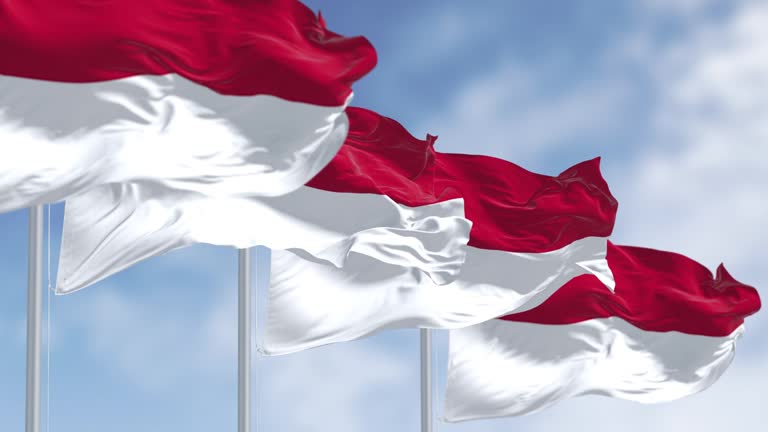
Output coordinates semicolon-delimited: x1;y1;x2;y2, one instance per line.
0;0;376;213
443;243;761;421
262;134;618;354
55;108;471;293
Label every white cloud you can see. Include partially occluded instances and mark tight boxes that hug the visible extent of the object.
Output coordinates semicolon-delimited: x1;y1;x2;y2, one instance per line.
384;3;509;74
612;1;768;271
59;285;237;393
52;272;418;432
258;340;415;432
420;61;631;165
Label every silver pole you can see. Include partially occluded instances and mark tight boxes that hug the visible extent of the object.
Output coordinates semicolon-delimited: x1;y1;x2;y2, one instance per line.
420;328;433;432
238;248;252;432
26;205;43;432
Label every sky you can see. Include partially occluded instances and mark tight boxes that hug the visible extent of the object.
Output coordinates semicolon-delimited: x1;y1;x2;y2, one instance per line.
1;0;767;431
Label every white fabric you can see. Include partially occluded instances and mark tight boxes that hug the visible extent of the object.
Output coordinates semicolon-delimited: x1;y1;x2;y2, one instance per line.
262;236;614;355
56;185;470;293
444;318;744;421
0;73;350;213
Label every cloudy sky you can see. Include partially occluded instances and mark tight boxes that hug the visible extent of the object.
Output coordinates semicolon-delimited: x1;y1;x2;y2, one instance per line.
1;0;766;431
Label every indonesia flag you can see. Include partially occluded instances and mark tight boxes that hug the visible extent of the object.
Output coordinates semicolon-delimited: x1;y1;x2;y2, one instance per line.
262;132;618;354
443;243;761;421
55;108;472;293
0;0;375;213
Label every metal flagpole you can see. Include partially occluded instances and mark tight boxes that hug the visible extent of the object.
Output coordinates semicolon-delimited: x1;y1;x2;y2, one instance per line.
238;248;252;432
420;328;433;432
26;205;43;432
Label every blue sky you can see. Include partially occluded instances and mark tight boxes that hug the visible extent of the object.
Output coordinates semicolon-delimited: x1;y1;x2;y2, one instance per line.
2;0;767;431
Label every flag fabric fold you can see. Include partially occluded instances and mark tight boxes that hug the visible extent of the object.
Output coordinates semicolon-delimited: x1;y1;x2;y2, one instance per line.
261;127;619;355
55;107;472;293
443;242;761;421
265;236;612;355
0;0;376;213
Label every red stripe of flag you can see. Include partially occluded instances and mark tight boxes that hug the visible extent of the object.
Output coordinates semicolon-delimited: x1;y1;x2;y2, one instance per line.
309;107;619;253
501;242;761;336
0;0;376;105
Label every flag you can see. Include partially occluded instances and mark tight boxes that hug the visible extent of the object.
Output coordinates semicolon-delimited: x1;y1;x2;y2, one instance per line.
443;242;761;421
262;144;619;354
0;0;376;213
55;108;472;293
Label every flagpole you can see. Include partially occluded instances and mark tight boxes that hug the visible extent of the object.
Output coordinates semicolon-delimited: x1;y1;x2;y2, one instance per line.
420;328;433;432
238;248;252;432
26;205;43;432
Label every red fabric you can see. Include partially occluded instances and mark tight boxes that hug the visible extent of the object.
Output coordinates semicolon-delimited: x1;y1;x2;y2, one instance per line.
0;0;376;105
500;242;762;336
307;107;440;204
309;107;618;253
436;155;616;253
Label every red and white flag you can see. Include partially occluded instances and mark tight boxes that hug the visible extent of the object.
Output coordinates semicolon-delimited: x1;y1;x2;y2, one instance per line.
262;137;619;354
0;0;375;213
443;242;761;421
55;108;471;293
